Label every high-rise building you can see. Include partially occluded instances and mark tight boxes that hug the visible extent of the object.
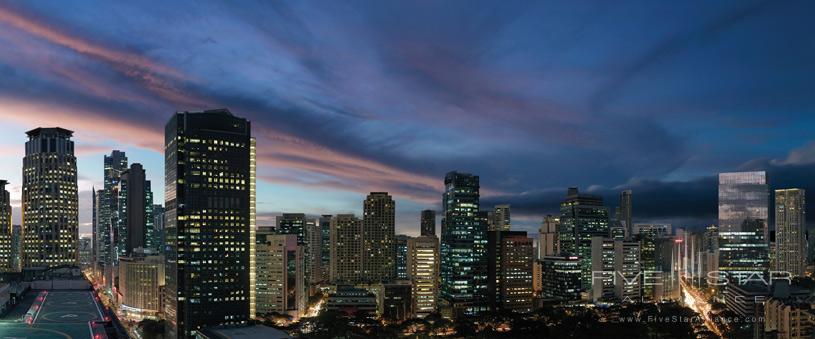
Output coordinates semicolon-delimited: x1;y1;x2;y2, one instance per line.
560;187;609;290
99;151;127;270
255;231;305;319
613;240;641;303
79;237;92;266
590;237;615;302
632;224;673;237
440;171;487;316
0;180;12;272
362;192;396;283
276;213;321;288
116;163;154;258
407;235;439;318
118;254;165;321
248;137;257;320
490;205;511;231
9;225;21;273
538;215;559;259
486;231;534;312
775;189;806;277
395;234;411;280
164;110;253;337
718;171;769;283
619;190;633;236
420;210;435;237
541;255;582;302
330;214;363;284
22;128;78;268
319;215;332;282
153;204;165;254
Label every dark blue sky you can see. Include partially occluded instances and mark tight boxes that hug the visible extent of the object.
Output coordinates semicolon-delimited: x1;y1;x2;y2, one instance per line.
0;0;813;235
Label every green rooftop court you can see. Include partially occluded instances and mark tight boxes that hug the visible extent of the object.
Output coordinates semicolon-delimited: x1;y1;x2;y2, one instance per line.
0;290;104;339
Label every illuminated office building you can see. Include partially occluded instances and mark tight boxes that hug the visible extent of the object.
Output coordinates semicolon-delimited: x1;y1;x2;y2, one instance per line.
78;237;92;266
99;151;127;270
119;254;165;321
330;214;363;284
362;192;396;283
490;205;511;231
395;234;411;280
718;171;769;283
407;235;439;318
255;231;305;319
538;215;559;259
486;231;534;312
560;187;609;290
22;127;78;268
0;180;12;272
164;110;253;337
541;255;582;302
775;189;806;277
440;171;487;315
276;213;320;287
420;210;435;236
116;163;154;258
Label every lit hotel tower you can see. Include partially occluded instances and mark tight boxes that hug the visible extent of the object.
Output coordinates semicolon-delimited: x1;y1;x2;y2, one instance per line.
164;110;254;337
22;128;78;268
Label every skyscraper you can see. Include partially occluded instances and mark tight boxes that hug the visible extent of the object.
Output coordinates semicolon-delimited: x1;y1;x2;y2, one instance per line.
407;235;439;318
775;189;806;277
153;204;165;254
255;230;305;319
490;205;511;231
99;151;127;270
0;180;12;272
164;110;253;337
559;187;609;290
22;128;78;268
319;215;332;282
619;190;633;236
440;171;487;316
420;210;435;237
395;234;411;280
718;171;769;283
538;215;559;259
486;231;534;312
276;213;321;288
330;214;363;284
116;163;153;258
541;255;582;302
362;192;396;283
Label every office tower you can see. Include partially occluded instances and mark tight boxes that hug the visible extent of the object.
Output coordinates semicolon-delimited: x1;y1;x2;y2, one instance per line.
632;224;673;237
420;210;436;237
248;137;256;320
0;180;12;272
118;254;165;321
590;237;615;302
9;225;21;272
92;189;97;271
276;213;307;243
638;232;657;301
395;234;411;280
718;171;769;283
99;151;127;269
490;204;511;231
153;204;165;254
703;224;718;252
255;231;305;319
541;255;582;301
382;283;413;321
538;215;559;259
319;215;332;282
330;214;363;284
619;190;633;235
305;218;322;287
775;189;806;277
164;109;252;337
486;231;534;312
116;163;154;258
440;171;488;316
407;235;439;318
22;128;78;268
79;237;92;266
613;240;641;302
362;192;396;283
610;226;626;240
560;187;609;290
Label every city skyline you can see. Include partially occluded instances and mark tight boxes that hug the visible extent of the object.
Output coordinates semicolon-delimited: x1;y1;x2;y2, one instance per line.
1;1;815;236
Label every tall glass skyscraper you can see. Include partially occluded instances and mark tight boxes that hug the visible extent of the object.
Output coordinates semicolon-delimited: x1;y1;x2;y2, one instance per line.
559;187;609;290
440;171;487;316
0;180;12;272
718;171;769;283
22;127;78;268
116;163;154;258
164;110;253;338
362;192;396;283
99;151;127;270
775;188;805;277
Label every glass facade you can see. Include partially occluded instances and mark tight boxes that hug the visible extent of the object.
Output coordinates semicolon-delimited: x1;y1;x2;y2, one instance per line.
559;187;609;290
718;171;769;283
395;234;410;280
0;180;12;272
440;171;487;315
164;110;252;338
